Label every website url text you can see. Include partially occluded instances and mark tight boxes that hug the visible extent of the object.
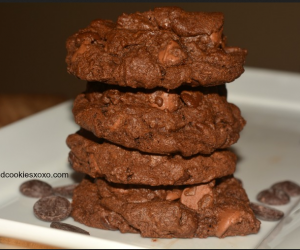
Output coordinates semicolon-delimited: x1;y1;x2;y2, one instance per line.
0;171;69;179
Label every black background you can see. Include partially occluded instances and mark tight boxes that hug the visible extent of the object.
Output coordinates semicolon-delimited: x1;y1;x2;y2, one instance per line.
0;3;299;98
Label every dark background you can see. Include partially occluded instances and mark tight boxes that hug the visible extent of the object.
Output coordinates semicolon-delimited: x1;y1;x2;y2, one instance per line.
0;3;299;99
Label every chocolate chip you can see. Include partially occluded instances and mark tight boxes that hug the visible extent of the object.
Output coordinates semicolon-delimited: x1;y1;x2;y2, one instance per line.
180;92;201;108
250;202;284;221
184;186;196;196
20;180;53;198
271;181;300;197
158;40;185;66
154;96;163;107
50;222;90;235
54;184;78;199
33;195;72;222
257;188;290;205
180;184;213;210
166;190;182;201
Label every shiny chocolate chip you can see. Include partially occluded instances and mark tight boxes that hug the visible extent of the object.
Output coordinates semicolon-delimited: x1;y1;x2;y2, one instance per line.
180;91;202;108
20;180;53;198
54;184;78;199
50;222;90;235
250;202;284;221
272;181;300;197
33;195;72;222
257;188;290;205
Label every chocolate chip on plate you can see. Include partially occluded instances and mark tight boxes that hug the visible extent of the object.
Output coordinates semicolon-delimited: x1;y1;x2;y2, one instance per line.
272;181;300;197
50;222;90;235
250;202;284;221
257;188;290;205
20;180;53;198
33;195;72;222
53;184;78;199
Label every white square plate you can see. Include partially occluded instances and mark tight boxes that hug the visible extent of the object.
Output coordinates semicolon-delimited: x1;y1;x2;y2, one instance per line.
0;67;300;249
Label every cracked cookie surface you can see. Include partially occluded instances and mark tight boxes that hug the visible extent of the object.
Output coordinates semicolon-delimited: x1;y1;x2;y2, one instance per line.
72;83;246;157
66;7;247;89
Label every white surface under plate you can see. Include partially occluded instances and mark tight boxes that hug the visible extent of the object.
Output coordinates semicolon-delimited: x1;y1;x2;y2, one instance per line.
0;67;300;249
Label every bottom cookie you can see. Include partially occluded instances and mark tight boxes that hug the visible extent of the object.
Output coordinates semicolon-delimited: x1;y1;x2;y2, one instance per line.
72;176;260;238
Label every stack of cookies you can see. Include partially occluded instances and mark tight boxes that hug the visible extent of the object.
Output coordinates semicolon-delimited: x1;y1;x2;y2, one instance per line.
65;7;260;238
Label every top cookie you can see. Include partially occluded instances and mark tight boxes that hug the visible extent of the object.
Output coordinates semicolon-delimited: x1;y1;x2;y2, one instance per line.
66;7;247;89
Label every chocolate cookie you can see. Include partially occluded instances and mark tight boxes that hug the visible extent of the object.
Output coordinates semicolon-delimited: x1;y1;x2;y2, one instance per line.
73;84;245;157
71;177;138;234
67;131;237;186
71;177;260;238
66;7;247;89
